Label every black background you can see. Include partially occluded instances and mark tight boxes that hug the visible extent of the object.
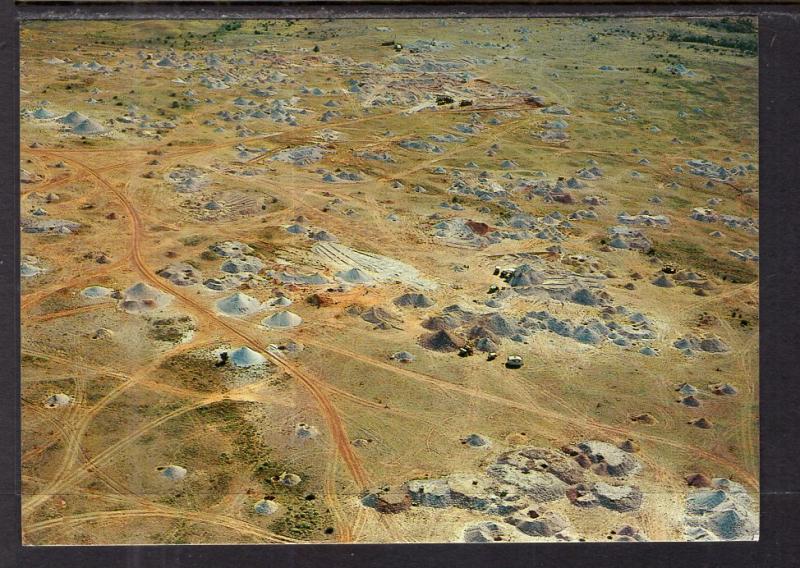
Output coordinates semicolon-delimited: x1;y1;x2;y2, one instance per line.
2;3;798;567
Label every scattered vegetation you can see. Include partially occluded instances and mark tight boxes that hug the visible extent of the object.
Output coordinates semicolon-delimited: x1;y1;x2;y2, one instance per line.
652;238;758;284
693;17;757;35
180;234;205;246
667;30;757;55
158;350;227;392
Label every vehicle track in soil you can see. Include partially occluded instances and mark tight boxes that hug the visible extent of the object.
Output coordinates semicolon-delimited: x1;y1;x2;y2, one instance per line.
23;151;374;538
300;337;759;490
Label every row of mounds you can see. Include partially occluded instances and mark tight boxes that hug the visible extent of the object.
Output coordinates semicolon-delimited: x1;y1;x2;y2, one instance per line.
650;268;717;297
363;439;645;523
559;442;644;512
459;518;647;543
417;327;523;366
25;108;109;135
21;218;81;235
673;333;730;356
363;440;651;541
683;477;758;540
563;440;642;477
418;305;516;354
520;307;657;350
500;261;611;307
605;226;652;252
673;381;738;410
311;241;438;290
421;304;477;333
673;269;715;291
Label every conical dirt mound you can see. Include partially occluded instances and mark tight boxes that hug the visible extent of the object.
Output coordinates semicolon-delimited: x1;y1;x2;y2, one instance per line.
124;282;162;301
230;347;266;367
119;282;172;312
266;296;293;308
262;310;303;328
711;383;738;396
692;417;714;429
419;330;465;352
216;292;262;316
33;108;56;119
72;118;107;135
58;111;89;125
508;264;546;287
336;267;373;284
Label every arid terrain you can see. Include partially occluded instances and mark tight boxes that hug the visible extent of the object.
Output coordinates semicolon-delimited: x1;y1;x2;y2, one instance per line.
20;18;759;544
